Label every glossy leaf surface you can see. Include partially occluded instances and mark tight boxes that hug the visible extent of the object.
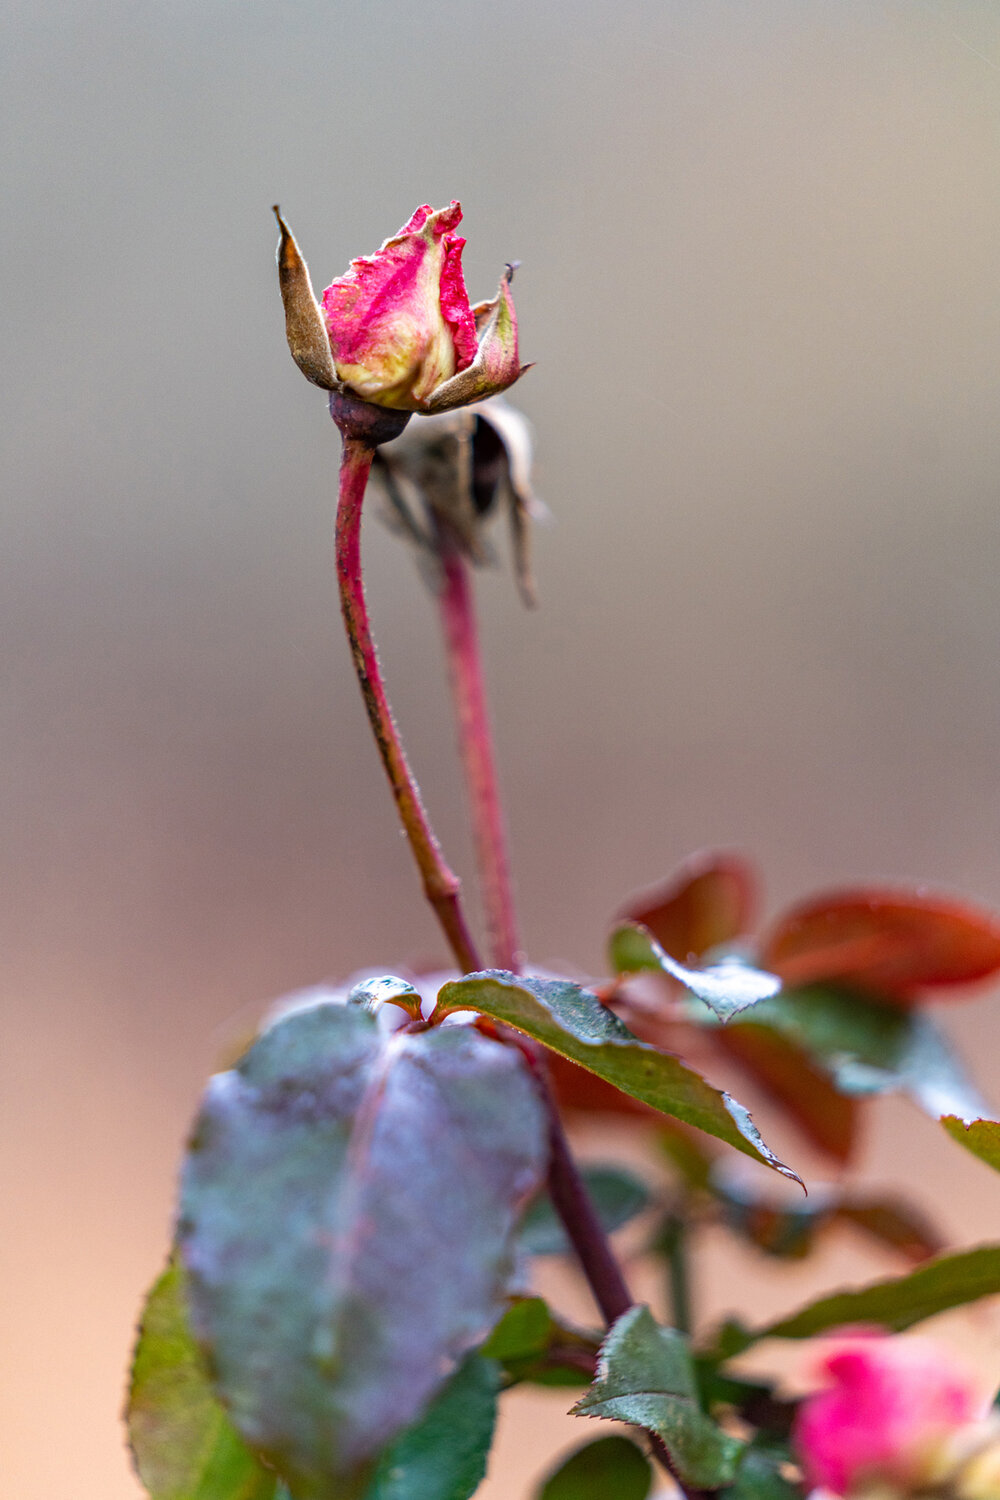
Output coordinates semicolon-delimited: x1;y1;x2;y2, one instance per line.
179;1001;547;1499
573;1306;744;1488
706;1244;1000;1358
480;1297;599;1387
434;972;800;1182
536;1435;652;1500
711;1177;940;1264
834;1197;942;1263
761;889;1000;999
728;986;989;1122
942;1116;1000;1172
609;923;780;1021
127;1258;279;1500
722;1451;800;1500
714;1024;858;1162
618;852;758;961
520;1166;651;1255
548;1051;651;1116
364;1355;499;1500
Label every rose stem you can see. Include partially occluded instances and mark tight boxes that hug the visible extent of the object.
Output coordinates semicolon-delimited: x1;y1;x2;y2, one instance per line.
335;420;709;1499
437;543;520;971
542;1059;712;1499
432;537;712;1500
335;435;481;975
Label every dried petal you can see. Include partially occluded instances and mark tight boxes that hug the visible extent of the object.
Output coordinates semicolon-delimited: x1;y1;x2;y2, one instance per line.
322;202;478;410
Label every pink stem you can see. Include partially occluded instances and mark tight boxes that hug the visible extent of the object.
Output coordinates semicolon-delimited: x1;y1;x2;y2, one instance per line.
335;437;482;976
437;547;521;971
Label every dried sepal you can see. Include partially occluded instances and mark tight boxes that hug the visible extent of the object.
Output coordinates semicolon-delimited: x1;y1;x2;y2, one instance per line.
273;207;338;391
426;268;528;413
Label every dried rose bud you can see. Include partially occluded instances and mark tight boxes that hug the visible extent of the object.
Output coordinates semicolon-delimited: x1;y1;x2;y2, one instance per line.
275;203;527;413
371;396;541;606
794;1335;982;1497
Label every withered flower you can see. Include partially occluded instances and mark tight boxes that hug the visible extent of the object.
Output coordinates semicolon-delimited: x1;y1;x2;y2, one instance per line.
275;202;527;413
371;397;541;607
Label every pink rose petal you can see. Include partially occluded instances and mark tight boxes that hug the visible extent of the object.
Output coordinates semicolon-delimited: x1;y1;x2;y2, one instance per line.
321;202;478;409
794;1335;981;1495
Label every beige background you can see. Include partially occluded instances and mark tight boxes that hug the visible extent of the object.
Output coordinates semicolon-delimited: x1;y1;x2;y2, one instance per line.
5;2;1000;1495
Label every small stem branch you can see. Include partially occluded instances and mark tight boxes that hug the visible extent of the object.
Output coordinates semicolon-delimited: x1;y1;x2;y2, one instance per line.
334;436;482;975
437;546;521;971
661;1212;693;1337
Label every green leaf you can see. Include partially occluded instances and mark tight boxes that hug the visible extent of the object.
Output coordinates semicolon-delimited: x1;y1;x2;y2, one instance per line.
729;985;989;1123
433;972;801;1183
703;1244;1000;1358
536;1436;653;1499
127;1258;278;1500
480;1297;599;1387
572;1306;744;1489
657;1122;715;1192
179;1001;547;1500
520;1166;651;1255
942;1115;1000;1171
609;924;781;1020
693;1367;794;1439
481;1297;552;1361
722;1450;801;1500
364;1355;499;1500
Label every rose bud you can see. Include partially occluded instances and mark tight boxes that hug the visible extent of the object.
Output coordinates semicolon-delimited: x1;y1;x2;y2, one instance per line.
793;1334;983;1497
275;202;528;413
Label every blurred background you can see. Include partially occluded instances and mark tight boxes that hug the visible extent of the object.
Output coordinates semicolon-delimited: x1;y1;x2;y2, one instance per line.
5;1;1000;1494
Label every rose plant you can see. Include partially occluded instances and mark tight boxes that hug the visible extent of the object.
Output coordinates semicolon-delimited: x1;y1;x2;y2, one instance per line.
126;202;1000;1500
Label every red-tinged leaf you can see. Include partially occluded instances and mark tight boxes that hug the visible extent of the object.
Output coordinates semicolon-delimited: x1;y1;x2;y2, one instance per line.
179;998;547;1500
942;1116;1000;1172
618;852;759;963
549;1052;651;1117
707;1169;941;1265
712;1182;826;1261
714;1024;859;1164
834;1197;944;1264
761;889;1000;1001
